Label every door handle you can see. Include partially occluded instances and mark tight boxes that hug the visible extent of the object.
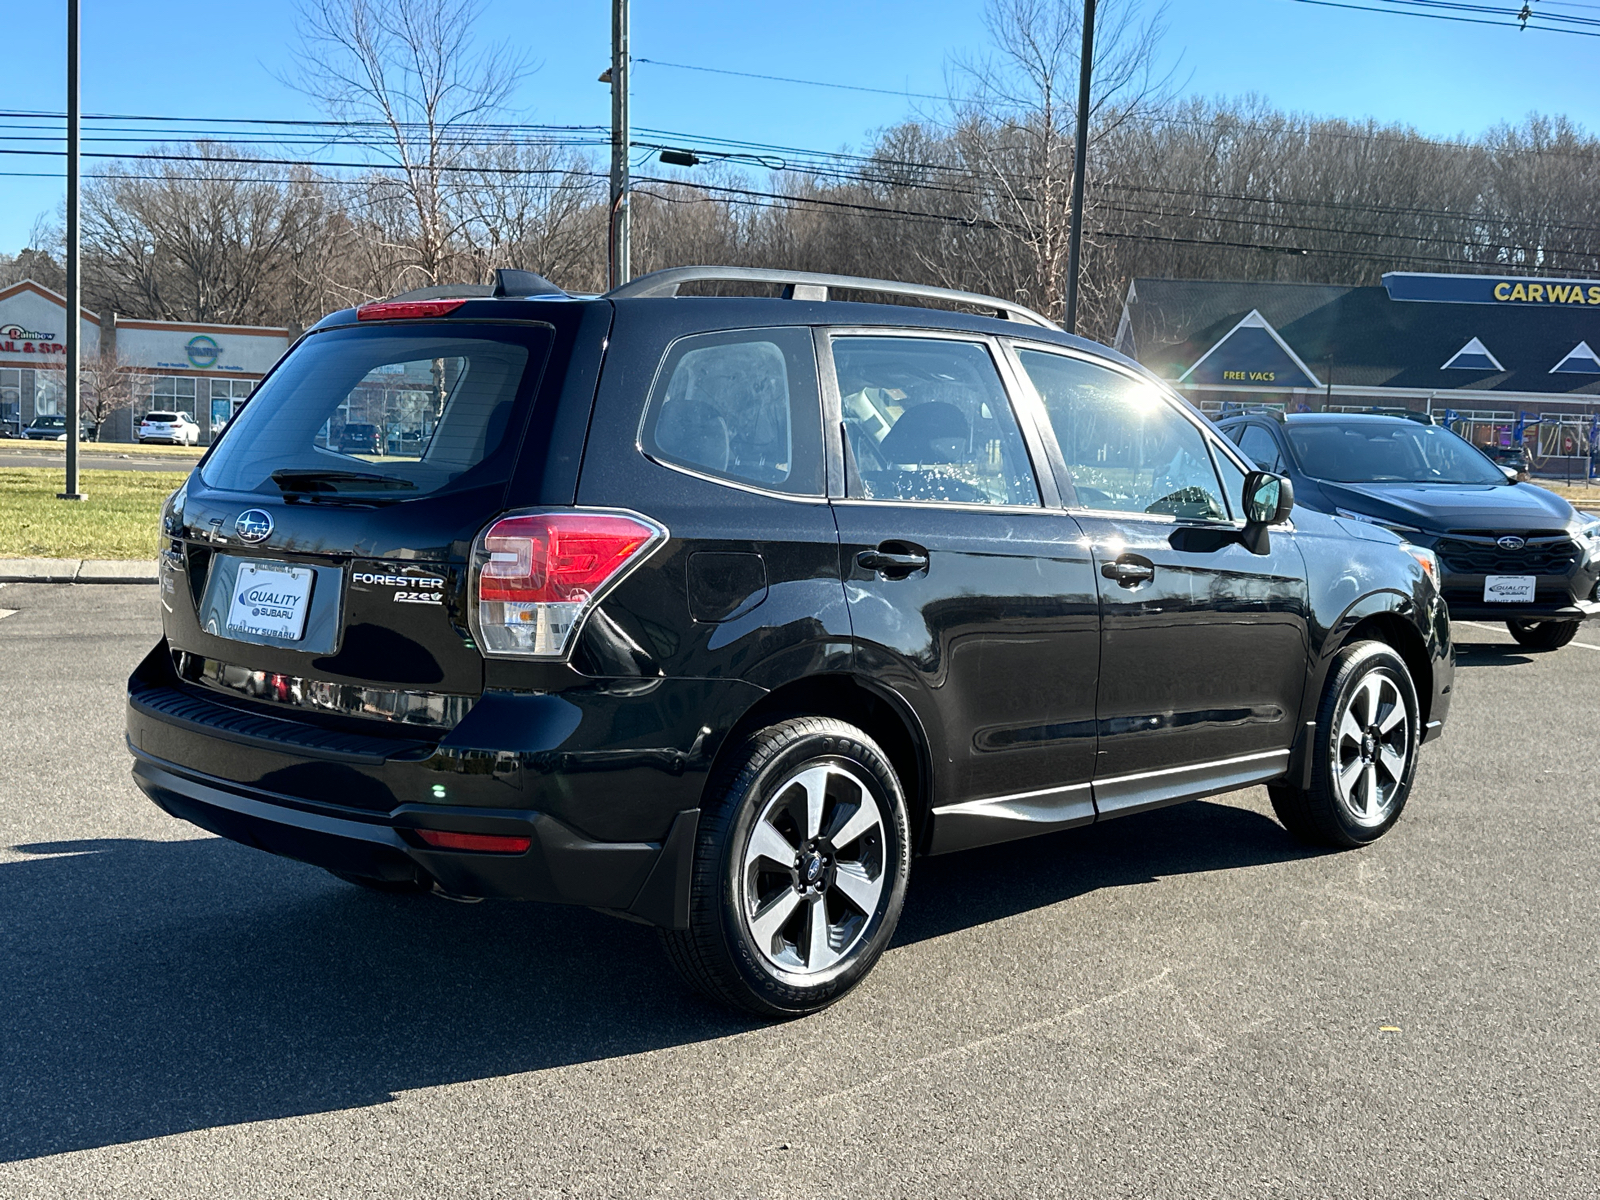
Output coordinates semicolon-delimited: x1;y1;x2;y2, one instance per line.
1101;557;1155;587
857;544;929;577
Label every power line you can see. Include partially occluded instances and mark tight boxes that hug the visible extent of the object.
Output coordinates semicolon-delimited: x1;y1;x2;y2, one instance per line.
1282;0;1600;35
633;58;952;102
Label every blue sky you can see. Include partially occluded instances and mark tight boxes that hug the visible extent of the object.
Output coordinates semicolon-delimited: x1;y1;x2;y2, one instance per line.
2;0;1597;253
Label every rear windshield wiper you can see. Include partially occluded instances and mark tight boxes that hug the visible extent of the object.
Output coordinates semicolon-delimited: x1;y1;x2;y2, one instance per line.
270;469;417;494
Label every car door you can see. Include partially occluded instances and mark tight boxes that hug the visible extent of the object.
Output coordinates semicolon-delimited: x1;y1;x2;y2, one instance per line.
822;329;1101;852
1008;345;1310;818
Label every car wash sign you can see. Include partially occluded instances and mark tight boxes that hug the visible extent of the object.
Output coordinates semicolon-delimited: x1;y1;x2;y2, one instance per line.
1384;271;1600;307
0;323;64;355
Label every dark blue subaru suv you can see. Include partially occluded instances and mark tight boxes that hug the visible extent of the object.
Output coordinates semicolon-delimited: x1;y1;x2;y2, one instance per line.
128;267;1452;1016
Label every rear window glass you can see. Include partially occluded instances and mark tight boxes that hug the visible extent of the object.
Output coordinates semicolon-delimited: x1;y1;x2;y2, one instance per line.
144;412;180;422
202;324;550;499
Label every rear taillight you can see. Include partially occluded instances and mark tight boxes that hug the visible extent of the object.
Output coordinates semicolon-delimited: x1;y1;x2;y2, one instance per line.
470;509;666;659
356;299;469;321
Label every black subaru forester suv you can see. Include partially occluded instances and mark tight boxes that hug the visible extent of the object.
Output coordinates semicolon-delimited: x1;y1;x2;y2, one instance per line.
128;267;1452;1017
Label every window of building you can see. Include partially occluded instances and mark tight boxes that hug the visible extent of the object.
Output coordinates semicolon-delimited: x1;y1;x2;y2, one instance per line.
642;327;823;495
209;377;254;436
1016;348;1228;521
33;369;64;416
140;376;197;421
0;367;19;430
832;336;1038;506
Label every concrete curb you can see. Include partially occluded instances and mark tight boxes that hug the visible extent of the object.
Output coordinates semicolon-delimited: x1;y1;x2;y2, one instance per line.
0;559;159;584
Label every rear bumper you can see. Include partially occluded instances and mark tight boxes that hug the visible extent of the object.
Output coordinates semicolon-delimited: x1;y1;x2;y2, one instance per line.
126;639;765;926
132;750;700;927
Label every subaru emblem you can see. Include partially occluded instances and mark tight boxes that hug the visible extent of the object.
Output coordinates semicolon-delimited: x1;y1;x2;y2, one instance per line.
235;510;274;543
1496;535;1526;551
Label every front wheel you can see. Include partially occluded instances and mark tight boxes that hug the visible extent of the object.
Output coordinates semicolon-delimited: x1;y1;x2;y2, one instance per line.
1269;640;1420;849
661;717;911;1018
1506;618;1580;650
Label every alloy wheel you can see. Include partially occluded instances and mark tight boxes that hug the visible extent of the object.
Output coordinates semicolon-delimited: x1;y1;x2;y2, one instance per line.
740;761;887;975
1332;671;1411;827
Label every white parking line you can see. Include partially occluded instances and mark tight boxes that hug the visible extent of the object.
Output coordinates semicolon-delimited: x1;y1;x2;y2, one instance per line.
1455;618;1600;650
0;610;15;621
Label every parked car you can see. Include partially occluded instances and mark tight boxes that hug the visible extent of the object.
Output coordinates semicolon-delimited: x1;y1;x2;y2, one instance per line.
139;411;200;446
337;422;385;456
1219;411;1600;649
128;267;1452;1017
20;413;96;441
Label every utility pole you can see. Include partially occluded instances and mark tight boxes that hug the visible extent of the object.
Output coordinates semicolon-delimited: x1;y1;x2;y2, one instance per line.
58;0;85;501
1062;0;1096;335
608;0;630;289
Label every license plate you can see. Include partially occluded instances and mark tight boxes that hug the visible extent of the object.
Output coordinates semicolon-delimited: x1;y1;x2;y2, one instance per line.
226;562;315;640
1483;575;1537;603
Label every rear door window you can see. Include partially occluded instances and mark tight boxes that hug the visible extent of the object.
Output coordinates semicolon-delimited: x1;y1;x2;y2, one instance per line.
201;324;550;500
641;327;823;495
831;335;1039;506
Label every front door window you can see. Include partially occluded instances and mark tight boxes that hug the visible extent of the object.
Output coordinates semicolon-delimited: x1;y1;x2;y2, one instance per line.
1016;349;1227;520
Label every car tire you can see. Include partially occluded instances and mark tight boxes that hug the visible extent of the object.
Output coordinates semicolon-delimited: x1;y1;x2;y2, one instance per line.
1268;640;1420;849
1505;618;1580;650
661;716;912;1019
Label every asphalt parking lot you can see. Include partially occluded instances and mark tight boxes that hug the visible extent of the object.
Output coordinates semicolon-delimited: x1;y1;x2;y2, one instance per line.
1;584;1596;1198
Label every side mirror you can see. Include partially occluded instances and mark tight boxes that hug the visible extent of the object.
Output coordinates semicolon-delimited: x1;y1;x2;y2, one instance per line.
1241;471;1294;554
1501;465;1519;482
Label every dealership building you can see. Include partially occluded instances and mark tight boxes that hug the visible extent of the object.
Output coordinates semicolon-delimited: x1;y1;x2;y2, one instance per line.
1115;270;1600;471
0;279;293;443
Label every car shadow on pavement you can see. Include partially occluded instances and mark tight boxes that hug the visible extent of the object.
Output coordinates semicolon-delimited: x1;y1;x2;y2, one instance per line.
0;799;1312;1162
1452;643;1536;667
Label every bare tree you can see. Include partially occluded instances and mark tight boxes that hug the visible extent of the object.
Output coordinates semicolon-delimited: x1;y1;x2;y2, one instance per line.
291;0;531;290
947;0;1175;321
81;146;334;325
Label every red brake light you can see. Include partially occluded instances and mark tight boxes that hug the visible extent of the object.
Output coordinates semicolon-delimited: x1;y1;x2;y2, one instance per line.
415;829;531;854
472;510;666;659
356;299;469;321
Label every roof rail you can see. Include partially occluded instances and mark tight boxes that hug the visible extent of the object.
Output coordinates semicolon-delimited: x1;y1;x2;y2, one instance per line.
1217;402;1286;422
1365;406;1434;424
605;266;1061;330
388;268;565;304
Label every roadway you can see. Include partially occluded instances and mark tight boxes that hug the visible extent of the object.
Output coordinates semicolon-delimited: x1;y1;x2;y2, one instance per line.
0;584;1595;1197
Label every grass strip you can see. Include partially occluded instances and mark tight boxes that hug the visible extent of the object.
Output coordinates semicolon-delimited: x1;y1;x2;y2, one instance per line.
0;467;186;560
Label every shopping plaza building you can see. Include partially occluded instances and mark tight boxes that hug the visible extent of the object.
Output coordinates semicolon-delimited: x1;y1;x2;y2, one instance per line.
1116;270;1600;473
0;279;292;443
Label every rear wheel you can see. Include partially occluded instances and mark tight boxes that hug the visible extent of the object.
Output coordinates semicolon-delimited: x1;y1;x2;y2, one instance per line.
661;717;911;1018
1506;618;1580;650
1269;640;1420;849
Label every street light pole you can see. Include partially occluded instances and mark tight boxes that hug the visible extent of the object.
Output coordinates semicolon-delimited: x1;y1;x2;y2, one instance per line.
1063;0;1096;335
58;0;85;501
608;0;630;289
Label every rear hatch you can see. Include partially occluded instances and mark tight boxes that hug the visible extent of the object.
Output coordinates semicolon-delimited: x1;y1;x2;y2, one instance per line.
160;308;592;730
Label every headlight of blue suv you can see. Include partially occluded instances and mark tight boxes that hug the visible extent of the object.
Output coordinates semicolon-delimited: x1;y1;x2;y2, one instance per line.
1335;508;1424;537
